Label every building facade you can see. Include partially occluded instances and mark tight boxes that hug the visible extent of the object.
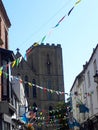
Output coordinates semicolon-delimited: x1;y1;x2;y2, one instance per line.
12;43;65;130
70;44;98;130
0;1;28;130
0;1;15;130
0;0;11;49
0;48;16;130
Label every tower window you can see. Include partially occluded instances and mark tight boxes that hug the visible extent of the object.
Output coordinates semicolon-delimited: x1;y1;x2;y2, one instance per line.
46;54;51;74
24;75;29;97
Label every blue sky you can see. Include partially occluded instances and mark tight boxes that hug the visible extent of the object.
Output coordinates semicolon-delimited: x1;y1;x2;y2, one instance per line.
3;0;98;95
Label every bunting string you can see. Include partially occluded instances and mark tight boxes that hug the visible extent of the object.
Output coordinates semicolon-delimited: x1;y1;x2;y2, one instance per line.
0;57;93;97
21;102;80;129
21;0;82;58
0;55;68;96
21;105;69;128
39;0;81;44
1;70;68;96
0;56;23;71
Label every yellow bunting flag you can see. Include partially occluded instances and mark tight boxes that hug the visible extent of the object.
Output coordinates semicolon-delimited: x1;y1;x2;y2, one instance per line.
40;112;42;116
33;42;39;47
12;60;16;68
28;82;32;87
0;70;2;76
0;67;3;76
75;0;81;6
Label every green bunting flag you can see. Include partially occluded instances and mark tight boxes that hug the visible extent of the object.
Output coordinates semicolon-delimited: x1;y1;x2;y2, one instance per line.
41;35;46;43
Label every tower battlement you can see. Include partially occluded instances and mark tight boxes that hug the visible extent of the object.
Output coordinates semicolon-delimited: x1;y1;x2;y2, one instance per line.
26;42;61;54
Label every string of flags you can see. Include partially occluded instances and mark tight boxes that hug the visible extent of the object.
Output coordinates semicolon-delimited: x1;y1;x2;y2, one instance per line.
22;0;81;52
40;0;81;43
72;91;94;98
13;73;68;96
23;0;81;58
20;91;87;127
21;102;80;128
20;98;82;129
0;56;22;76
0;0;89;128
2;0;82;66
21;103;70;128
0;55;94;98
18;0;82;59
0;57;68;96
0;55;93;99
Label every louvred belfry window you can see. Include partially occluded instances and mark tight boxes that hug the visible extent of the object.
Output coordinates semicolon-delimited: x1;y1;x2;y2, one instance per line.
46;54;51;74
25;75;29;97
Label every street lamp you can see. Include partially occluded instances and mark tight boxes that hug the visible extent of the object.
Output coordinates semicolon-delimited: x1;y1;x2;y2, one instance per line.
93;70;98;84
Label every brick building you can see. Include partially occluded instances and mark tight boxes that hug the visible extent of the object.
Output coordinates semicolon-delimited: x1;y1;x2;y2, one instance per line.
0;0;11;49
0;0;15;130
0;1;28;130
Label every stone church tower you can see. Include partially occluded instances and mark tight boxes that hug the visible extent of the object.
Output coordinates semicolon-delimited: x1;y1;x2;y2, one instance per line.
12;43;65;130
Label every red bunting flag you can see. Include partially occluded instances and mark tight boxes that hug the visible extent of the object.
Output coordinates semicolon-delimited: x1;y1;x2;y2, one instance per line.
54;15;66;28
